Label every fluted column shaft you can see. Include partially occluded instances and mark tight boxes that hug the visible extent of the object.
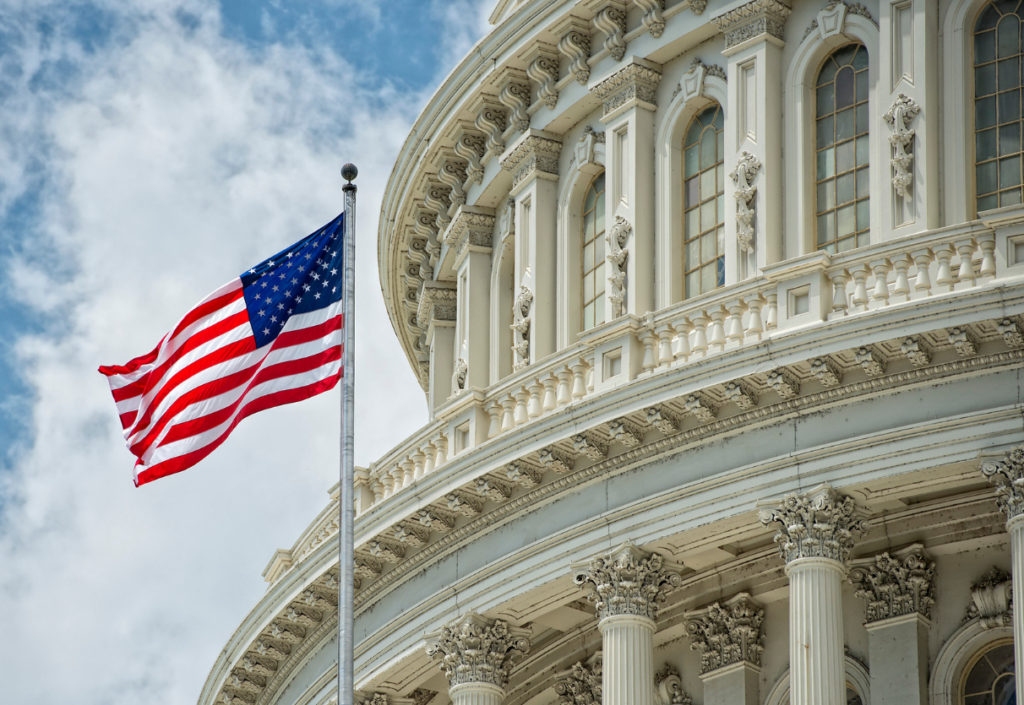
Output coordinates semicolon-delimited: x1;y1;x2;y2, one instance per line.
449;682;504;705
786;557;846;705
599;614;655;705
1010;514;1024;705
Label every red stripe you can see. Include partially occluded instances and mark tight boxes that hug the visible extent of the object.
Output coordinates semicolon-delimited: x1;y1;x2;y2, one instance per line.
99;339;163;377
135;370;341;486
168;287;244;343
274;314;341;348
158;346;341;446
118;411;138;430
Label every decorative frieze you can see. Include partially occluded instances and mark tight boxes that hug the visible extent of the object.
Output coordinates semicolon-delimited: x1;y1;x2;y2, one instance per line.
675;58;726;104
729;152;761;253
965;568;1013;629
425;613;531;688
476;475;513;503
609;417;644;446
445;207;495;254
368;538;406;563
554;657;602;705
572;542;682;621
446;491;484;517
590;61;662;117
684;393;718;421
684;593;765;674
606;216;631;318
394;521;431;547
634;0;666;38
423;182;452;233
758;484;869;565
981;445;1024;521
594;4;627;61
539;446;575;473
646;406;680;434
883;94;920;198
724;380;759;409
949;326;979;357
810;357;843;387
499;133;562;191
557;18;592;85
710;0;792;50
766;367;800;398
506;460;543;487
574;431;609;460
855;346;887;377
901;337;931;367
849;545;936;622
454;128;486;186
998;317;1024;348
417;508;456;532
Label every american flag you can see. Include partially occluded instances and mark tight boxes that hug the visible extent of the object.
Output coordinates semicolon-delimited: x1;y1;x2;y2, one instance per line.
100;213;346;487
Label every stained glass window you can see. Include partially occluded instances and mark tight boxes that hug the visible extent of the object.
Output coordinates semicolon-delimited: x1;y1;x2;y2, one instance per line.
683;103;725;299
582;172;606;331
975;1;1024;212
815;44;870;253
962;641;1015;705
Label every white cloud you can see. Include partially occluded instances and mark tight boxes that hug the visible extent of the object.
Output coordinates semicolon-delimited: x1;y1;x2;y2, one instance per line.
0;1;490;703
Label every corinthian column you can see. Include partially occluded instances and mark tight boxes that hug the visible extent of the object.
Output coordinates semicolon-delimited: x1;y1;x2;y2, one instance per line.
981;444;1024;705
684;593;764;705
758;484;869;705
425;613;531;705
572;542;681;705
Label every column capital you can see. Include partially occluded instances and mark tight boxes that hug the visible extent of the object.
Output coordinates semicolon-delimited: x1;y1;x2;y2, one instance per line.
849;544;936;624
554;655;602;704
757;484;869;565
654;664;693;704
424;613;531;689
571;541;682;621
683;592;765;675
446;206;495;269
710;0;792;54
590;58;662;120
499;130;562;195
416;281;457;330
966;567;1013;629
981;445;1024;523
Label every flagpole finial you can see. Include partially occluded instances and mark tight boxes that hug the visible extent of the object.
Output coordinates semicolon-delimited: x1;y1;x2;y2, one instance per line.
341;163;358;188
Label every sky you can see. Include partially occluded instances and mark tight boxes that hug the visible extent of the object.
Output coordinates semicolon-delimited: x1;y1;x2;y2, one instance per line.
0;1;491;702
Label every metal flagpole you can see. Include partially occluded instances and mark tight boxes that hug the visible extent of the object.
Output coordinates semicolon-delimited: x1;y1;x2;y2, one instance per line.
339;163;358;705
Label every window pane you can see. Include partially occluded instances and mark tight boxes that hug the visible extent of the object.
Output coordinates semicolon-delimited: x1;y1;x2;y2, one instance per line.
685;145;698;175
977;30;997;65
817;115;835;148
714;107;723;130
716;256;725;287
595;232;605;262
998;89;1020;123
852;45;868;70
594;293;605;326
701;198;716;230
998;16;1020;59
701;231;715;261
836;107;855;141
595;198;605;232
583;208;594;235
584;185;596;212
818;178;835;212
837;235;856;252
686;237;699;269
818;58;838;86
856;102;870;133
717;163;724;192
717;225;724;253
583;270;593;300
857;199;870;230
857;166;870;197
717;194;724;223
717;130;724;159
837;172;855;204
978;63;997;96
817;212;835;245
979;127;999;161
856;134;870;166
977;5;1000;33
856;69;869;102
583;242;594;271
594;262;604;293
979;193;999;210
583;302;594;330
1002;188;1023;206
999;56;1021;91
818;147;835;180
857;231;870;248
978;160;999;194
837;139;855;173
817;83;834;117
836;66;856;109
686;271;699;298
685;176;699;207
1000;122;1022;155
838;204;856;236
1000;155;1022;187
700;128;716;170
685;121;701;148
701;167;716;200
978;95;998;129
686;208;700;237
701;263;715;292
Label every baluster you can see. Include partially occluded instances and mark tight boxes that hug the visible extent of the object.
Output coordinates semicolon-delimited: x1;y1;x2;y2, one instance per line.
744;296;764;340
556;366;573;405
585;352;596;394
656;325;674;367
708;307;727;352
911;248;933;296
390;465;405;493
412;452;425;481
402;458;416;485
514;387;530;425
690;314;709;356
934;244;955;292
849;264;870;310
501;395;516;432
486;401;501;439
382;473;395;498
726;301;746;345
527;381;544;419
671;318;691;362
955;238;978;288
434;433;448;466
423;443;436;476
571;360;588;400
890;255;911;303
978;233;997;278
829;270;849;315
542;374;557;413
372;481;385;503
640;329;657;374
764;292;778;329
870;258;891;308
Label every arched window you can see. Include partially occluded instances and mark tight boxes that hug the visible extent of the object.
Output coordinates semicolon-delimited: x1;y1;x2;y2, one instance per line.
815;44;869;253
683;103;724;299
582;172;606;331
975;2;1024;212
961;640;1015;704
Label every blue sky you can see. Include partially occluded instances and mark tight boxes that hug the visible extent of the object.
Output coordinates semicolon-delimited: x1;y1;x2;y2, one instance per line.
0;1;490;702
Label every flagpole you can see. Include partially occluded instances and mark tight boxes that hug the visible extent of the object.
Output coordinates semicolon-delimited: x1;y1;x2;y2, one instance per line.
339;163;358;705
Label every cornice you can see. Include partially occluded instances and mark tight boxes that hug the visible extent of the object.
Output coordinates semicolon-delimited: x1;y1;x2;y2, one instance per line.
710;0;792;51
499;131;563;192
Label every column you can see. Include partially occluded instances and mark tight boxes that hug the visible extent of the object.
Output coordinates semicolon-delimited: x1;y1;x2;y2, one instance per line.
981;444;1024;705
499;131;562;362
425;612;531;705
589;58;661;319
572;542;681;705
448;206;495;393
418;281;457;412
684;593;764;705
849;544;935;705
710;0;790;280
758;484;869;705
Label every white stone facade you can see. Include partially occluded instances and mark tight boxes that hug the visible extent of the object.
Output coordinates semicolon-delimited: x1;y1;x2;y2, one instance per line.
199;2;1024;705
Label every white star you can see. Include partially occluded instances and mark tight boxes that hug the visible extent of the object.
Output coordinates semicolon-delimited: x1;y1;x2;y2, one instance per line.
249;268;257;274
296;296;303;303
268;260;275;266
263;328;271;335
258;309;266;317
330;268;337;275
270;315;278;323
261;281;268;288
278;272;286;280
286;252;293;258
332;286;337;294
320;261;328;269
312;272;320;281
314;292;321;299
302;284;311;292
297;264;306;272
304;252;312;260
272;285;280;292
277;303;285;311
322;279;329;287
254;293;261;301
290;277;298;285
330;250;337;256
288;308;293;314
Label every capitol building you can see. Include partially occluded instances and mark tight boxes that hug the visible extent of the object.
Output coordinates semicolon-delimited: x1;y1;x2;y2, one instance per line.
200;1;1024;704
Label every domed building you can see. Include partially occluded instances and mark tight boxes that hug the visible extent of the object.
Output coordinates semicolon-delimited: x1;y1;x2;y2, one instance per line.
200;1;1024;704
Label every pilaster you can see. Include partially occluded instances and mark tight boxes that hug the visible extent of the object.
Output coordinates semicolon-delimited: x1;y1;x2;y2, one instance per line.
684;593;764;705
849;544;935;705
425;613;531;705
499;130;562;363
758;484;869;705
711;0;791;280
591;58;662;321
448;207;495;394
417;282;457;412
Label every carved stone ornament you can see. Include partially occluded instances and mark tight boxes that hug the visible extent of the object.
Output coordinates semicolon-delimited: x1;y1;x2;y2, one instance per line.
500;134;562;191
949;326;979;357
591;62;662;117
689;0;707;14
554;656;602;705
646;405;680;434
810;356;843;387
849;545;936;623
594;5;627;61
437;156;468;217
451;357;468;396
729;151;761;253
512;285;534;371
425;613;531;688
410;689;437;705
757;484;869;565
475;98;507;159
982;445;1024;522
684;593;765;674
606;216;632;318
901;336;931;367
855;345;886;377
883;94;921;198
539;446;575;473
965;568;1013;629
710;0;792;50
499;77;532;134
575;126;606;171
766;367;800;399
416;284;457;328
572;541;683;621
454;128;486;186
676;58;726;103
635;0;666;38
805;1;876;40
558;25;591;85
654;664;692;705
998;317;1024;348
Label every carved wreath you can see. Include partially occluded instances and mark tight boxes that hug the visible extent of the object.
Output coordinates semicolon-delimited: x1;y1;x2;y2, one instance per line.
883;94;921;198
729;151;761;253
606;216;632;319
